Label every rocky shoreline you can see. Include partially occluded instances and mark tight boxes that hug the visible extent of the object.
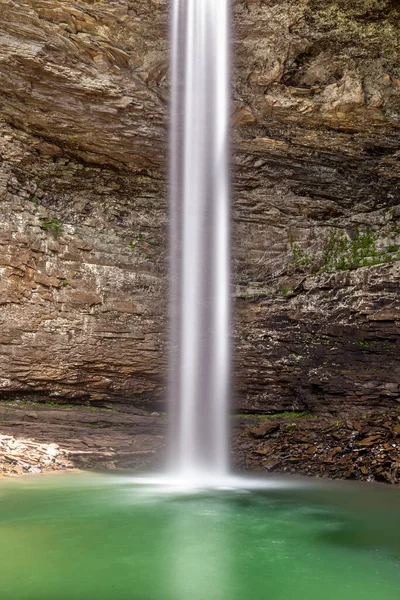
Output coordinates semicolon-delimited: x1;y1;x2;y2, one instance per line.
233;410;400;485
1;401;400;485
0;402;166;476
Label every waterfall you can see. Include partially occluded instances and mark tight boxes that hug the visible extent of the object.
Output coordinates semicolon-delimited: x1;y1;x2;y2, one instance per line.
169;0;231;481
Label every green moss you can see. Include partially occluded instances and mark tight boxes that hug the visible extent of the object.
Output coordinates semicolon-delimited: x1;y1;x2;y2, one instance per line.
285;423;299;433
40;217;63;236
129;232;158;252
284;226;400;275
305;0;400;57
330;420;345;428
354;340;370;347
237;411;317;420
279;411;317;419
0;400;114;412
289;239;315;271
321;227;400;272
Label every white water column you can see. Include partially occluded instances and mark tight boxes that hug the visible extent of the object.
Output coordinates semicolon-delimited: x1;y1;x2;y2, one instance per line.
169;0;231;480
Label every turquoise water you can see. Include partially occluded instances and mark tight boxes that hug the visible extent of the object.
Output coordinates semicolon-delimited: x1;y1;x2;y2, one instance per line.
0;474;399;599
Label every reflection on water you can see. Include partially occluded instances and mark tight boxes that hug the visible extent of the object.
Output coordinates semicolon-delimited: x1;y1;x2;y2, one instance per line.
170;500;230;600
0;474;399;600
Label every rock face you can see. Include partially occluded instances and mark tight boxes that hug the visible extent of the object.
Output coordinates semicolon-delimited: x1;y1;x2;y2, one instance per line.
234;409;400;485
0;0;399;414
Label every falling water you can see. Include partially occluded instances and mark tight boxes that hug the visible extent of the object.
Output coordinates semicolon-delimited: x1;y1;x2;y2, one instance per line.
169;0;231;481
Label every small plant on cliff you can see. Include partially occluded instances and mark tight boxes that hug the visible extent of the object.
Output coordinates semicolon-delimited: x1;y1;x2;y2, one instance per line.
330;420;344;428
129;232;143;249
285;423;299;433
321;227;400;272
279;288;293;297
354;340;370;348
40;217;63;236
289;239;315;271
129;231;158;249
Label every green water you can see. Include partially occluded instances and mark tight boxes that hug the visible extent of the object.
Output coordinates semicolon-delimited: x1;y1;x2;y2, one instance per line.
0;474;399;600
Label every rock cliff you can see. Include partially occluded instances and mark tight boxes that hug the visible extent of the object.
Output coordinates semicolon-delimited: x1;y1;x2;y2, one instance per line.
0;0;399;414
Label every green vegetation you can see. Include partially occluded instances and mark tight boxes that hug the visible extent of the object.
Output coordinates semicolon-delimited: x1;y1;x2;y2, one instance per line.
275;411;317;419
0;399;114;412
129;231;143;249
307;0;399;56
288;226;400;275
279;287;295;297
236;411;317;420
40;217;63;235
289;239;314;271
285;423;299;433
129;231;158;252
354;340;370;348
321;227;400;271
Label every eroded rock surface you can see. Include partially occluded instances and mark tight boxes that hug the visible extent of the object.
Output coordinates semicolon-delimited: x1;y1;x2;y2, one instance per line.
0;402;166;474
234;409;400;485
0;0;399;413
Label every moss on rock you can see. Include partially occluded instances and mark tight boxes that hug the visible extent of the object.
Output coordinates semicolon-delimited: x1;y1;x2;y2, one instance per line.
305;0;400;57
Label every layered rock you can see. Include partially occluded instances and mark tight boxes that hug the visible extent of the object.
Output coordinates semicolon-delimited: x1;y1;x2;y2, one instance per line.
0;0;399;413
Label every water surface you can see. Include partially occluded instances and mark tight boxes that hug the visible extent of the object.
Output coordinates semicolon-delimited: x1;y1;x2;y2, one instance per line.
0;474;399;599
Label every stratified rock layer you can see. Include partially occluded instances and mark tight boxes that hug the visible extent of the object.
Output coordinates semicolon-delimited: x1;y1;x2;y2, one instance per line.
0;0;399;414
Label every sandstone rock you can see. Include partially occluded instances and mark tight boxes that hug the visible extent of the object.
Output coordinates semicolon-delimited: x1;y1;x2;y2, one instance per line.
0;0;399;413
249;422;280;439
356;435;383;447
234;409;400;484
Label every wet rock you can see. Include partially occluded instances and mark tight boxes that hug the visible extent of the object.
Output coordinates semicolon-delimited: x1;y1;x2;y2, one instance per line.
234;409;400;485
264;461;280;472
253;446;270;456
249;422;280;439
356;435;383;447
